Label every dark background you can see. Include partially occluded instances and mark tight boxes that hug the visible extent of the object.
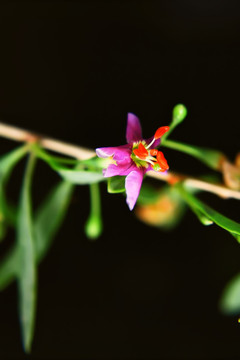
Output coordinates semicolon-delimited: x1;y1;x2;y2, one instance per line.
0;1;240;359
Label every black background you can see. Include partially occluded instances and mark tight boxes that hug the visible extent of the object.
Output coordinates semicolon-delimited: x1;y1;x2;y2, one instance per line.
0;1;240;359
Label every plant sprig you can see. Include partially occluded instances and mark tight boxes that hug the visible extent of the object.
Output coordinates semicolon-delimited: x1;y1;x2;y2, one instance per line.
0;104;239;352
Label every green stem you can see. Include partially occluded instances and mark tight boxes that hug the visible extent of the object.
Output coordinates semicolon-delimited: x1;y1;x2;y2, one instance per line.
90;183;101;217
162;139;225;170
161;121;178;144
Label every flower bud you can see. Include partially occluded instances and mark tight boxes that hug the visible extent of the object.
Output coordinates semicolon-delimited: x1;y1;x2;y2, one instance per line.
84;215;103;240
172;104;187;124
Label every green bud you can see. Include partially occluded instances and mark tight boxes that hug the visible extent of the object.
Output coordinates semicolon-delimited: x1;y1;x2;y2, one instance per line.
172;104;188;124
84;215;103;240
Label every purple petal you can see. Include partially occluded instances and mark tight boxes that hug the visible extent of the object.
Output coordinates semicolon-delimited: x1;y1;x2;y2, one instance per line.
104;162;135;178
96;144;130;159
126;113;142;143
125;168;144;210
96;145;132;164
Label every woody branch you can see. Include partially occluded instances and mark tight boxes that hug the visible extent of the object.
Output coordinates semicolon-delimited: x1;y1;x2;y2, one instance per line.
0;121;240;200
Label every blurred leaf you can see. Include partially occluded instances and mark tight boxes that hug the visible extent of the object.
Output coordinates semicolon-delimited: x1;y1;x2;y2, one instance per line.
17;154;37;353
162;139;225;171
0;246;19;290
0;145;29;180
0;215;6;239
177;185;240;237
34;181;74;261
81;156;107;170
32;146;104;184
0;181;74;290
0;146;29;237
220;273;240;315
190;206;213;226
57;168;104;184
0;215;6;241
137;183;160;205
34;146;101;168
34;144;105;171
107;176;125;193
231;233;240;244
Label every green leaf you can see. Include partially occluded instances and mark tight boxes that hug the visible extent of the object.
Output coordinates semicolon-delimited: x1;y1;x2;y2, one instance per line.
0;217;6;240
231;233;240;244
0;146;28;233
34;181;74;261
137;183;160;205
162;139;224;171
32;144;104;184
177;185;240;237
220;273;240;315
57;168;104;184
17;154;37;353
0;145;29;181
0;246;19;290
189;206;214;226
107;176;125;193
0;181;74;290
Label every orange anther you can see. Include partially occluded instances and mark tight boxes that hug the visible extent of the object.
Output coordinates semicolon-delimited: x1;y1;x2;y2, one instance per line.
154;126;170;139
150;149;158;156
133;142;148;160
157;151;169;170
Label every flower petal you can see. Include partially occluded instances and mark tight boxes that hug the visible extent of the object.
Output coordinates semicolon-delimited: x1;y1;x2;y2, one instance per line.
103;162;135;178
126;113;142;143
96;145;130;158
96;145;132;167
125;169;144;210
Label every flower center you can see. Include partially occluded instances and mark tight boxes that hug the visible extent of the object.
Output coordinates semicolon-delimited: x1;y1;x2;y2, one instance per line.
131;126;170;172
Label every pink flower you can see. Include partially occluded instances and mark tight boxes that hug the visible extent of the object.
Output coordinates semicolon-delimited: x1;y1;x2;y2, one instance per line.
96;113;170;210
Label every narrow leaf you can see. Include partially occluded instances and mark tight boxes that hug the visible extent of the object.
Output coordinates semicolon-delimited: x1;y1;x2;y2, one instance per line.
0;246;19;290
0;181;74;290
0;146;28;232
57;168;104;184
190;206;214;226
17;154;37;353
34;181;74;261
0;145;29;180
177;185;240;236
32;145;104;184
